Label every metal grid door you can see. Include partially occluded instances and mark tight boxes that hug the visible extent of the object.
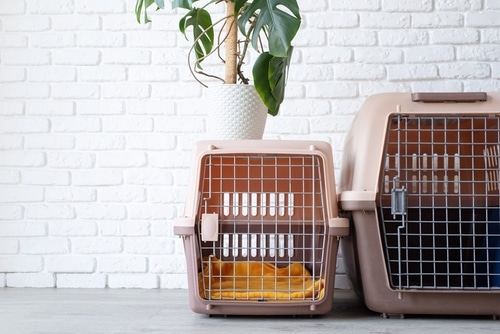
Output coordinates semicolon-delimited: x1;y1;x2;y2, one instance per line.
378;114;500;290
195;153;329;301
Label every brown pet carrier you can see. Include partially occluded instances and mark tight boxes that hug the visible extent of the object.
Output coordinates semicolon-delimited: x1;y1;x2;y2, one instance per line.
340;92;500;318
174;140;349;315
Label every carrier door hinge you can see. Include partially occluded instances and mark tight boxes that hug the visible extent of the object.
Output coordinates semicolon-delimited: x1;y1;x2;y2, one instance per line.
173;217;196;237
391;186;407;216
329;217;349;237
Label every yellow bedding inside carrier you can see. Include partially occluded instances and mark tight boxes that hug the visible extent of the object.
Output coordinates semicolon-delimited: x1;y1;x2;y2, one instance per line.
198;257;325;300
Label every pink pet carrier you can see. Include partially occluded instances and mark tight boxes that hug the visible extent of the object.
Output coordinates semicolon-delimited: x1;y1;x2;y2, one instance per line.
340;92;500;318
174;140;348;315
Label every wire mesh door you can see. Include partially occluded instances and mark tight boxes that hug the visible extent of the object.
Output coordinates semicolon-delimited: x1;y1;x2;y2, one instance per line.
195;153;329;301
378;114;500;290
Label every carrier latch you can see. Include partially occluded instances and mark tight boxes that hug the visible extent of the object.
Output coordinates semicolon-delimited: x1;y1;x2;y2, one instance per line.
201;213;219;242
391;186;407;216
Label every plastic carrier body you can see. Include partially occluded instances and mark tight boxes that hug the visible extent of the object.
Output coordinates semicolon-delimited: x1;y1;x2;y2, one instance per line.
339;92;500;318
175;140;348;316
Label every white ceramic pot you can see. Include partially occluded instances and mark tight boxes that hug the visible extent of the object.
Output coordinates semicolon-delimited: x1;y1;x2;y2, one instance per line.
207;84;268;140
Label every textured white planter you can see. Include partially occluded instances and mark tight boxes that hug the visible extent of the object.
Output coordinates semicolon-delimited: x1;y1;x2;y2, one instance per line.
207;84;268;140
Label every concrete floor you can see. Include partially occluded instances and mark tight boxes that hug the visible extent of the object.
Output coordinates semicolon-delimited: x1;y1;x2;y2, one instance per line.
1;288;498;334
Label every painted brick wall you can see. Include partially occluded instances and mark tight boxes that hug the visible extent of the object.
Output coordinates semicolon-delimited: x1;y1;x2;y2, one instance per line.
1;0;500;289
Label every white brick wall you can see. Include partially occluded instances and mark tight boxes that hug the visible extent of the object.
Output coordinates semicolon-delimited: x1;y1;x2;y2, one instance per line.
1;0;500;289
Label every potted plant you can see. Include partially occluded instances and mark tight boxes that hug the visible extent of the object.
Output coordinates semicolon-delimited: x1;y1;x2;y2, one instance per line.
135;0;301;139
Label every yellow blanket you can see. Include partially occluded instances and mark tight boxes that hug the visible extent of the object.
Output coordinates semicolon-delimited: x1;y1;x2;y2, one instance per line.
198;257;325;300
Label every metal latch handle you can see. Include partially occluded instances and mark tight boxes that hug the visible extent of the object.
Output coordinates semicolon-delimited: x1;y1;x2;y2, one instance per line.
391;187;407;216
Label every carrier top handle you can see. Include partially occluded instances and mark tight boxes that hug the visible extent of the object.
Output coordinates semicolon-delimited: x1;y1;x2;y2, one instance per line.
411;92;487;103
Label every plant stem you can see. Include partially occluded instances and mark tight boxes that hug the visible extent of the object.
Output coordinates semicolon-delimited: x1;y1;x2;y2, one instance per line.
225;0;238;84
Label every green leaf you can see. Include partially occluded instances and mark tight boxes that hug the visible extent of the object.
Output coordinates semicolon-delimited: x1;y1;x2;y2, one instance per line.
178;8;214;68
253;47;293;116
269;46;292;104
154;0;165;8
237;0;301;57
254;52;279;115
135;0;193;24
172;0;194;10
135;0;156;23
234;0;247;13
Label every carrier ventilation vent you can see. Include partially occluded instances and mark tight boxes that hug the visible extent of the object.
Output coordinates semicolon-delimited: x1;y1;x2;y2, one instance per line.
222;192;295;217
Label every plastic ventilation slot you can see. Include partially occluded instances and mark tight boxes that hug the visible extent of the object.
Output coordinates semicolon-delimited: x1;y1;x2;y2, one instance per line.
484;145;500;192
221;233;295;258
222;192;295;217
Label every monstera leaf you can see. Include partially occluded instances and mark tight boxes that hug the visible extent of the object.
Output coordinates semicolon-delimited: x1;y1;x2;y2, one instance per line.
136;0;213;68
136;0;196;23
174;0;214;68
178;8;214;68
172;0;195;10
235;0;301;57
135;0;156;23
253;47;293;116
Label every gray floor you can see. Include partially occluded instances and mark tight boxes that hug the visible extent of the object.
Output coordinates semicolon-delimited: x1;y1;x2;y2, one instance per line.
1;288;499;334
